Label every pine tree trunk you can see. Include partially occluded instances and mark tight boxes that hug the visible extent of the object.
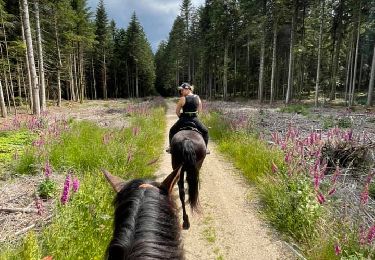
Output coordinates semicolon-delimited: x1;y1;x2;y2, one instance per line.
20;4;33;111
315;0;324;107
223;36;228;100
349;5;361;107
0;80;6;117
1;15;17;114
22;0;40;116
20;61;29;105
103;52;107;99
34;0;46;110
79;46;85;103
329;0;343;100
135;63;139;98
358;55;364;92
0;42;11;113
208;68;212;100
92;57;97;99
367;43;375;106
73;51;78;101
286;0;296;104
344;42;353;104
54;15;62;107
16;61;23;106
258;6;266;103
270;18;277;104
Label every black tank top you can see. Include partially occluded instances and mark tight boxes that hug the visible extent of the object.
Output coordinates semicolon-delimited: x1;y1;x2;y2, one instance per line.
182;95;199;114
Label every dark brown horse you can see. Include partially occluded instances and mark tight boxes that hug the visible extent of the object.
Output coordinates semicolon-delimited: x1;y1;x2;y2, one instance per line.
102;168;184;259
170;129;207;229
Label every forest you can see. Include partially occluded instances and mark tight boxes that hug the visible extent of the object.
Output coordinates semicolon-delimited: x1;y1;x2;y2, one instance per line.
0;0;155;118
156;0;374;106
1;0;374;119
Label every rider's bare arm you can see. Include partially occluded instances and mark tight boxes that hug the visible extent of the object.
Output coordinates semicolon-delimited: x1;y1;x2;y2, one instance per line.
197;96;202;114
176;97;185;117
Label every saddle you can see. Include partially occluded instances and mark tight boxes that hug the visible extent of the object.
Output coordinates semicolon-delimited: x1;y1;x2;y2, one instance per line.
178;121;202;135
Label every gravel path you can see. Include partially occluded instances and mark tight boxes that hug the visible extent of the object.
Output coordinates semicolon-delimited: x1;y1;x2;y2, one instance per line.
156;102;292;260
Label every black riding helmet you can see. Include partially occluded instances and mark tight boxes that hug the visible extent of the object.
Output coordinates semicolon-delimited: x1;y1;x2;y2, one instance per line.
177;82;191;90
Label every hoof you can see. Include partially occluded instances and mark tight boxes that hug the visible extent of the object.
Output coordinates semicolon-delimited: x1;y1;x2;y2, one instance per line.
183;221;190;230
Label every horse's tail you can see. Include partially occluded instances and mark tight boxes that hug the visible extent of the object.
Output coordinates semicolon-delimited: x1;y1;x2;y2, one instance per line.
181;139;199;210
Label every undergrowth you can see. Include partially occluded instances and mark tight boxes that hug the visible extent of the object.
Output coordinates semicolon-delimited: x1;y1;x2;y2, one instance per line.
0;103;166;259
202;110;336;259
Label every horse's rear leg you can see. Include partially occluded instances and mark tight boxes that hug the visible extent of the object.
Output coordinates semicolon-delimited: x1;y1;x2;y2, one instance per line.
178;170;190;230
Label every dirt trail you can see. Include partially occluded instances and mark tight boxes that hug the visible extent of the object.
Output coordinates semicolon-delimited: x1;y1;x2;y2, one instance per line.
156;102;291;260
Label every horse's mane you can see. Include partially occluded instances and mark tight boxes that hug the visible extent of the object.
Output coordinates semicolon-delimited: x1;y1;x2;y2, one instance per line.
106;179;184;260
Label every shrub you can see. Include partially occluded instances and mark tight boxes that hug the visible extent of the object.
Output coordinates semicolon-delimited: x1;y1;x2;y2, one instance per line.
259;174;322;243
280;104;310;116
37;179;57;199
22;231;40;260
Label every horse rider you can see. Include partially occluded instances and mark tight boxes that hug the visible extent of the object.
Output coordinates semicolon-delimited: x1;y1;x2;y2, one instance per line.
167;83;209;153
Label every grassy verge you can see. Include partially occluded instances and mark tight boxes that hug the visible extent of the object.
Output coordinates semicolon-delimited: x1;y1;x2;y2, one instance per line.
0;130;36;177
202;112;330;258
0;104;166;259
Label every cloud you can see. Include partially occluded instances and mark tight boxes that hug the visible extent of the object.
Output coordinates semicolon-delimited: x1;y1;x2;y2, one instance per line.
88;0;205;52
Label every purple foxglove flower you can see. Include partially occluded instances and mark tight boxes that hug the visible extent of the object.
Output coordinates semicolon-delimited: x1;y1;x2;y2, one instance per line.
360;184;369;205
328;187;336;196
61;174;72;205
317;192;325;204
359;225;366;245
44;161;52;178
72;177;80;192
334;243;341;255
35;198;43;215
367;225;375;244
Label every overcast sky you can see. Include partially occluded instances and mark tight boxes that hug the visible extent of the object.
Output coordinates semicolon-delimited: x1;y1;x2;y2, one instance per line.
87;0;205;52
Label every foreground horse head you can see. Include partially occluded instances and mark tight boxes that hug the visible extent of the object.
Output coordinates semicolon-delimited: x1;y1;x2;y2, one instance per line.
171;130;207;230
103;168;184;260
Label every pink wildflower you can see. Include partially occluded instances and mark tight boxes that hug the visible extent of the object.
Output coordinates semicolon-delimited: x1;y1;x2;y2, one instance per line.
61;174;72;205
359;225;366;245
334;243;341;255
331;165;340;184
328;187;336;196
44;161;52;179
285;152;292;164
360;184;369;205
314;173;320;190
72;177;80;192
316;192;326;204
367;225;375;244
35;198;44;215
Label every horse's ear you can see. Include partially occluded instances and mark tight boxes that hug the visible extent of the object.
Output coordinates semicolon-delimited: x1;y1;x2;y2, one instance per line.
160;166;182;194
102;169;126;193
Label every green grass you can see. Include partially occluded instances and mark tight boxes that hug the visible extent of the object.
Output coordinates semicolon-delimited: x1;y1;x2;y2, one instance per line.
202;111;326;256
203;112;284;182
0;105;166;259
279;104;310;116
258;174;322;243
0;130;36;176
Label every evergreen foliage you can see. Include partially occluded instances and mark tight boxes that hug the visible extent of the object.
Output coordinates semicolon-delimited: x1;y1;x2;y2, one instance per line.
156;0;375;106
